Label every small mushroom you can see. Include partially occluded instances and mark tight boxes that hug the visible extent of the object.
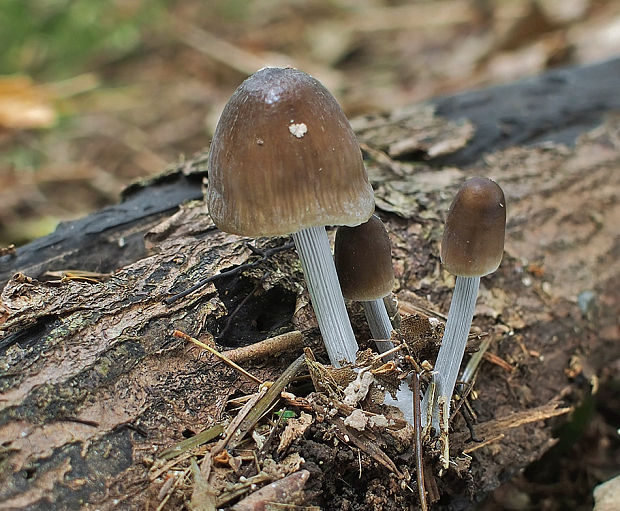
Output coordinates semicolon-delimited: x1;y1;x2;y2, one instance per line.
334;214;415;422
208;67;375;366
334;214;395;353
422;177;506;430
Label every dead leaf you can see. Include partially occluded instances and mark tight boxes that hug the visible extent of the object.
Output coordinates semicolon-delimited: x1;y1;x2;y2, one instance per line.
0;76;56;130
277;412;313;454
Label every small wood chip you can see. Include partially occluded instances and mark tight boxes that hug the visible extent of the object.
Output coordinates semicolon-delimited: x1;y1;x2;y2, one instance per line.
277;412;313;454
231;470;311;511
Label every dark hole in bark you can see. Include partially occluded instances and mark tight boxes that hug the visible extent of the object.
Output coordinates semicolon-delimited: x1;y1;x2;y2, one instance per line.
213;270;296;348
181;428;195;439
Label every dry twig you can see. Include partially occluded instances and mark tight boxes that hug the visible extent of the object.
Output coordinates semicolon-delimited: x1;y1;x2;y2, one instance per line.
224;331;304;363
173;329;263;385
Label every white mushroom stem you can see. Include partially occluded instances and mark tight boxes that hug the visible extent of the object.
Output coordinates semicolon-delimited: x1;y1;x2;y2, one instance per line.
292;226;359;366
362;299;394;353
421;275;480;431
362;298;415;424
383;379;415;425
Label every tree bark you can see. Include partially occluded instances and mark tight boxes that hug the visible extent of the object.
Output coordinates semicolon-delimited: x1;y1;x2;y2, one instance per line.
1;58;618;510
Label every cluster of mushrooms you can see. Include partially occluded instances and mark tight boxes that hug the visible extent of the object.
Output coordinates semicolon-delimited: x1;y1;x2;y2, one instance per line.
207;67;506;433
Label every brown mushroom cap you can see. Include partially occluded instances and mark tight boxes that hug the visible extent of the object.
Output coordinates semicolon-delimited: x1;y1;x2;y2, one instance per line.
207;67;374;237
440;177;506;277
334;214;394;301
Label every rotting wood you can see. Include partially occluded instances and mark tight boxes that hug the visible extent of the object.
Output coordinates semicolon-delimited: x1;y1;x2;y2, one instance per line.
0;58;619;509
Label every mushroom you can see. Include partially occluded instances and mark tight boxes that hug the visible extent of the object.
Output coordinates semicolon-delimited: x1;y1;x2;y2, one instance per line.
207;67;375;366
422;177;506;430
334;214;416;422
334;214;395;353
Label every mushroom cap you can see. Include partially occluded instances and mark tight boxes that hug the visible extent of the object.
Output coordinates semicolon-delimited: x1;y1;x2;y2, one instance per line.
440;177;506;277
207;67;375;237
334;214;394;301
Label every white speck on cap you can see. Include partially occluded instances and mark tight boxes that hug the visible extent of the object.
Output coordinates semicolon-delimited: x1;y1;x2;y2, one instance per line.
289;122;308;138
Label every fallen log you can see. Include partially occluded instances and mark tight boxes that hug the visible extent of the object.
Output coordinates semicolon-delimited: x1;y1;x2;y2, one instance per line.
1;58;618;510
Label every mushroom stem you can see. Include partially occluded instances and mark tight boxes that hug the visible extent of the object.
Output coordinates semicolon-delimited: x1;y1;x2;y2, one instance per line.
421;275;480;430
362;299;394;353
292;226;359;366
362;298;415;424
384;380;415;424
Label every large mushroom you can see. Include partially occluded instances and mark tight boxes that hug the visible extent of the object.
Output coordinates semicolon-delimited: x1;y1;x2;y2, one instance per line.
207;67;375;366
422;177;506;430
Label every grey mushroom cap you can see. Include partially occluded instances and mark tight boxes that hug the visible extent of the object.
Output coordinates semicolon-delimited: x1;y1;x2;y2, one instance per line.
440;177;506;277
334;214;394;301
207;67;375;237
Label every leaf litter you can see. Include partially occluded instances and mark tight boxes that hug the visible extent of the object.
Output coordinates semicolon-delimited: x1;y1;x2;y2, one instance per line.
149;306;570;509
